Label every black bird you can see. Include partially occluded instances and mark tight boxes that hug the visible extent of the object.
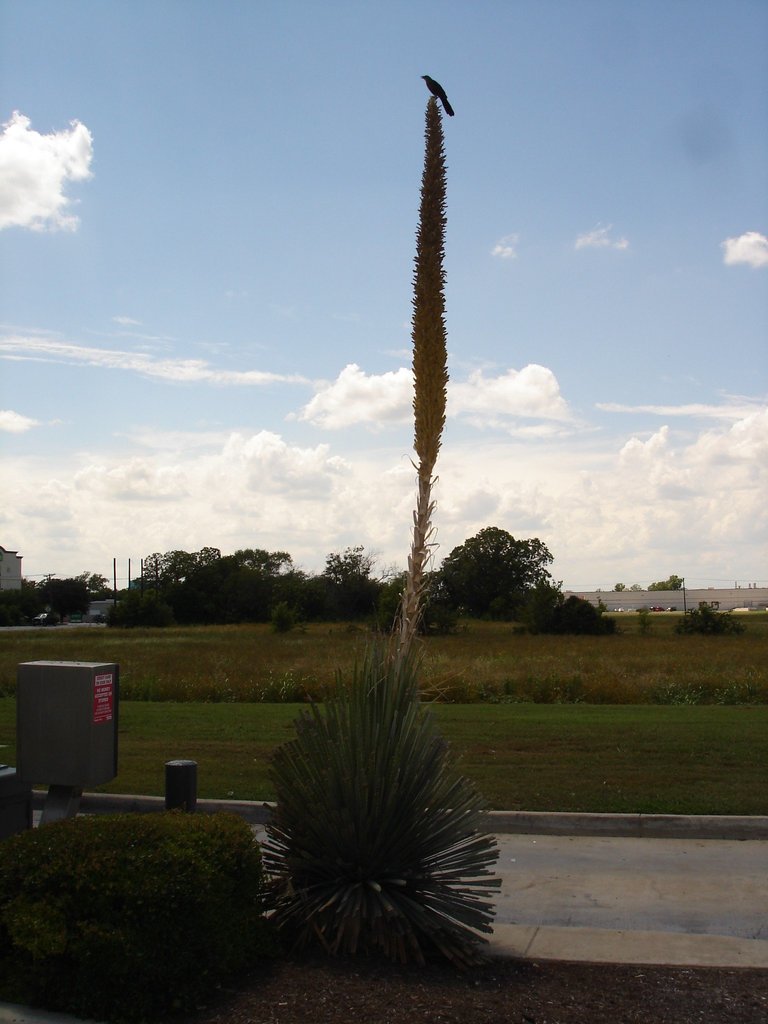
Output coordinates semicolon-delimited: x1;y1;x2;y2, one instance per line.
422;75;454;116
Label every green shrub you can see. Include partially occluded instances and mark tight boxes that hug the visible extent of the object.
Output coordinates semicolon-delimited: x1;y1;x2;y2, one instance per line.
264;644;500;967
675;605;746;635
270;600;297;633
636;608;652;635
0;812;277;1022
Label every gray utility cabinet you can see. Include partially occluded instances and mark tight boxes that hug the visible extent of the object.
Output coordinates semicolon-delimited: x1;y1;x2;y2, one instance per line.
16;661;119;787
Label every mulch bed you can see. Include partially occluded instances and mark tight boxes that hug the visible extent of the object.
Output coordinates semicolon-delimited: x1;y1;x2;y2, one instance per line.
186;953;768;1024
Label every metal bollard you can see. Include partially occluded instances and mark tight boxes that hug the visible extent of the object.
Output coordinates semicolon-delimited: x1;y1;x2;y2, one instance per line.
165;759;197;812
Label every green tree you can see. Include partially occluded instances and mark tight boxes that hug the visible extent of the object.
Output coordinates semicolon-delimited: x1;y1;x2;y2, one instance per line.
0;583;44;626
437;527;553;618
649;574;684;591
234;548;292;575
74;572;111;599
40;577;89;619
163;549;298;624
142;548;221;591
613;583;626;592
322;546;380;620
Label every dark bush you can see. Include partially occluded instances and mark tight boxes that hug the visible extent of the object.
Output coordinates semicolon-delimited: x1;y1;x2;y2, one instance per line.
523;586;616;636
553;595;616;635
0;812;277;1022
675;604;746;635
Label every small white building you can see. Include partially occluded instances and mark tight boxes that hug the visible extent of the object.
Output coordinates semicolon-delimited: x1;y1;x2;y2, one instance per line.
0;546;23;591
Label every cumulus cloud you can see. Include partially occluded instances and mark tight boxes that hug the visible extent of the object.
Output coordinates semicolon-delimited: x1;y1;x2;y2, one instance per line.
6;407;766;588
450;364;573;428
298;362;574;433
298;363;412;429
220;430;349;495
0;409;40;432
575;223;629;251
6;428;399;579
0;111;93;231
0;334;307;386
721;231;768;268
491;233;519;259
688;407;768;465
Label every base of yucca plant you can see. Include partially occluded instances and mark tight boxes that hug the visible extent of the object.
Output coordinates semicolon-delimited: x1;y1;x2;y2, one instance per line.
263;644;500;967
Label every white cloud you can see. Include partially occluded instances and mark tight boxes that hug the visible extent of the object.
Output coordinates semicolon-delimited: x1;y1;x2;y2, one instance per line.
298;363;412;429
597;398;763;420
5;429;396;578
0;409;40;433
450;364;574;429
0;111;93;231
298;362;574;433
6;407;766;587
0;334;307;386
688;407;768;465
491;233;519;259
575;223;629;251
721;231;768;268
112;316;142;326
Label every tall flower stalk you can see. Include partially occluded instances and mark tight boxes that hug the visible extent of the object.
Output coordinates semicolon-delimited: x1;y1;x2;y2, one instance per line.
398;97;449;655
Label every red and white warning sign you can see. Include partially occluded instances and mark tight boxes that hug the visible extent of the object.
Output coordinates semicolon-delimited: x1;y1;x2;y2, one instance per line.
93;672;114;724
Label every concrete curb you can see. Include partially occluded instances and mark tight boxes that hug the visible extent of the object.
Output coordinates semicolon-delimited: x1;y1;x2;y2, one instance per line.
488;924;768;968
483;810;768;840
32;791;768;839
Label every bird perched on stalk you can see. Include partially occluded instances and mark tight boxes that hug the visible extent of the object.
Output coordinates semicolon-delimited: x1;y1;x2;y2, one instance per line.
421;75;454;116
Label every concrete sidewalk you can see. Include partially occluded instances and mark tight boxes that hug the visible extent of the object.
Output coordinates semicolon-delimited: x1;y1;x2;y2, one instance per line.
486;832;768;967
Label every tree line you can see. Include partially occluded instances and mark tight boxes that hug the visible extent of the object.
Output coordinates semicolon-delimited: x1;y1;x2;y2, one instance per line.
0;527;616;635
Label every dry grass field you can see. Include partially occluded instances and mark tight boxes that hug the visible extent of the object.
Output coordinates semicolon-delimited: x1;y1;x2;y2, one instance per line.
1;613;766;704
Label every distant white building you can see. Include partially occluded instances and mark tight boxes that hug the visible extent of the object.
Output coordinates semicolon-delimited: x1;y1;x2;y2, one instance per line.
0;546;23;591
564;587;768;613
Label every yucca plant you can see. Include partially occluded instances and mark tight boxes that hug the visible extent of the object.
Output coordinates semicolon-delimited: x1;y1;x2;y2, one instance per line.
263;92;499;967
263;644;499;966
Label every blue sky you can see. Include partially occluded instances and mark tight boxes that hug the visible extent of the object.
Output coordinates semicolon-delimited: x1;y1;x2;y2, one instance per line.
1;0;766;590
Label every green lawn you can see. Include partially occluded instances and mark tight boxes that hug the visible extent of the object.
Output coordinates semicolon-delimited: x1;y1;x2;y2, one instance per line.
2;699;766;814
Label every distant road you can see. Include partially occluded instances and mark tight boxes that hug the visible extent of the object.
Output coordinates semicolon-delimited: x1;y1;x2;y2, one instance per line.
0;623;107;632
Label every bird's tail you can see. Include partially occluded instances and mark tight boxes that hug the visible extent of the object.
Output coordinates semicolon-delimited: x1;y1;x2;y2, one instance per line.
442;99;455;117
